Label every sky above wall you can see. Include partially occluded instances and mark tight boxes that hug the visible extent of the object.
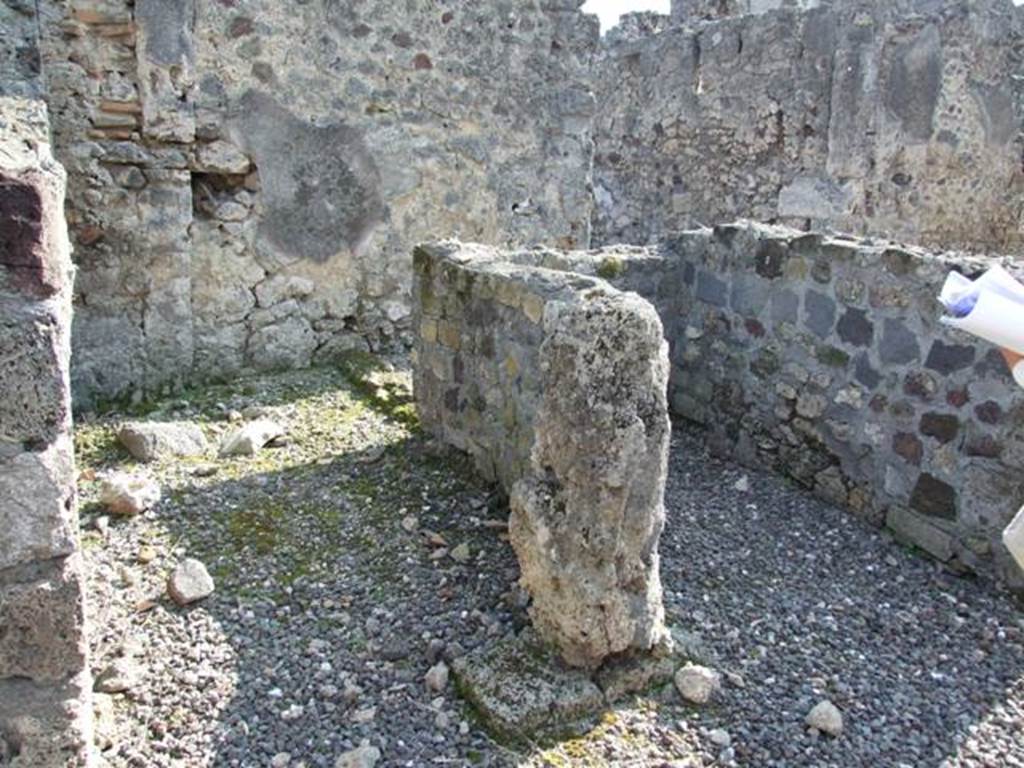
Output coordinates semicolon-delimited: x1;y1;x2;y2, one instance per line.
581;0;671;31
582;0;1024;31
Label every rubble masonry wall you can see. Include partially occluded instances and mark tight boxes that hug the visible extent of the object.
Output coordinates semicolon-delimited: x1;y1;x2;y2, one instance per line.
413;241;670;667
594;0;1024;253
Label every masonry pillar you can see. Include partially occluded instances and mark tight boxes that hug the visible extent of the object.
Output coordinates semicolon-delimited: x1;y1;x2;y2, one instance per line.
0;96;93;767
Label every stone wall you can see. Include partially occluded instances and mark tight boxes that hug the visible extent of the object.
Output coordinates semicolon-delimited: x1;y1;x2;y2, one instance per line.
671;0;820;22
575;223;1024;586
593;0;1024;254
413;242;670;668
0;96;93;766
32;0;598;408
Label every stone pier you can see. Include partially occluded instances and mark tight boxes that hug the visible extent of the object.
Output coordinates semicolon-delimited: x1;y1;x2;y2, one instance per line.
413;242;671;670
0;97;93;766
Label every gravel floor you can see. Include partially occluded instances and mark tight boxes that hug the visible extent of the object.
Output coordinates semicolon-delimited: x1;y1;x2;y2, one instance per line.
76;361;1024;767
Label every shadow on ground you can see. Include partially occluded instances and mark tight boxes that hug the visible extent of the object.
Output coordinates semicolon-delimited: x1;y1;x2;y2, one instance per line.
76;363;1024;767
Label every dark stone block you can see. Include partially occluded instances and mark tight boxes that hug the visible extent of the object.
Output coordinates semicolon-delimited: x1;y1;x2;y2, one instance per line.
235;91;386;263
682;262;695;286
973;348;1007;378
770;289;799;325
893;432;923;466
754;239;787;279
836;308;873;347
903;371;936;400
884;24;942;142
0;175;58;300
966;435;1002;459
919;413;959;444
879;319;919;365
854;353;881;389
910;473;957;521
946;387;969;408
974;401;1003;425
811;259;831;284
695;271;728;307
924;341;975;375
744;318;765;338
804;290;836;338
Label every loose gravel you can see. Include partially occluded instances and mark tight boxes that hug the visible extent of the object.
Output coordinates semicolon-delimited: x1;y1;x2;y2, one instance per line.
76;361;1024;767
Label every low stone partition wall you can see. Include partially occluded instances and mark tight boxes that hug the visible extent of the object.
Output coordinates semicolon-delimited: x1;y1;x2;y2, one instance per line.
0;98;93;764
417;227;1024;587
413;242;671;668
652;223;1024;585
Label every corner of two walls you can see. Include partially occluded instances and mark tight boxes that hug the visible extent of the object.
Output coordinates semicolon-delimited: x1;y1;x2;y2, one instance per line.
596;224;1024;587
593;0;1024;253
35;0;600;410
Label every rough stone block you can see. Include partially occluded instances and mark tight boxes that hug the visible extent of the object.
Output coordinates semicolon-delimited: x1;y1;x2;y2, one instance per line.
0;440;77;570
414;242;670;668
0;555;88;682
450;631;605;738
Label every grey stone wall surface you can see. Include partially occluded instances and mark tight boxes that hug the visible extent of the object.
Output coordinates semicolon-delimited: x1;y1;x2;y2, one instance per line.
33;0;599;408
595;0;1024;254
597;222;1024;587
413;241;670;668
421;226;1024;587
0;96;93;766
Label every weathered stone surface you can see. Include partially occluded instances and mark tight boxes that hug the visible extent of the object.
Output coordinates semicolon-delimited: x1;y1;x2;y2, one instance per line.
218;419;284;457
414;242;670;668
604;221;1024;584
598;2;1024;255
99;471;161;516
118;422;208;462
0;94;92;763
167;558;215;605
594;650;677;703
510;290;670;668
450;631;605;737
674;663;722;705
0;439;77;570
33;0;598;405
887;507;954;562
334;744;381;768
94;656;143;694
0;557;88;683
806;699;844;737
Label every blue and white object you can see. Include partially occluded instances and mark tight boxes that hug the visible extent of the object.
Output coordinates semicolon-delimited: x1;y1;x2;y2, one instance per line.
938;265;1024;357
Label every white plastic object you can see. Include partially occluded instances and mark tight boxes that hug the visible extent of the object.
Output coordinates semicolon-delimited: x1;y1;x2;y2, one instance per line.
1014;360;1024;390
1003;506;1024;572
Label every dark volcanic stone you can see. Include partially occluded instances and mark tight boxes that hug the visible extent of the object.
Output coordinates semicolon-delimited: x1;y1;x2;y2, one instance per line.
837;308;874;347
919;413;959;444
924;341;975;375
892;433;923;466
910;473;957;520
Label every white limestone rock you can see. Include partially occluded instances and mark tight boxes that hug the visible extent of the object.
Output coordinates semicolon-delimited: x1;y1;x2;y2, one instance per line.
806;699;843;736
167;558;215;606
219;419;284;457
193;140;251;175
674;663;722;705
118;422;208;462
334;744;381;768
424;661;449;693
99;471;161;516
94;656;143;693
